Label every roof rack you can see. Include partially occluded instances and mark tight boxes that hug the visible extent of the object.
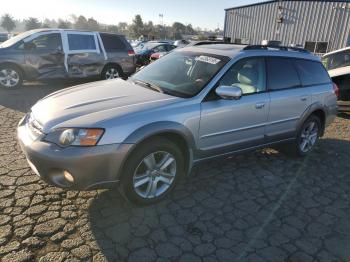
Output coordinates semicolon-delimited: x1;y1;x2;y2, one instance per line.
243;45;310;53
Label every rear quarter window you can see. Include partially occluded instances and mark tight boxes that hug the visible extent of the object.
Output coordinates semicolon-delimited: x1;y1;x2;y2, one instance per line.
294;59;331;86
100;34;126;51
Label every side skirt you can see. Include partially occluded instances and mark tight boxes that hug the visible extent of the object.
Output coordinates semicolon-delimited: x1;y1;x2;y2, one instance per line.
192;137;295;166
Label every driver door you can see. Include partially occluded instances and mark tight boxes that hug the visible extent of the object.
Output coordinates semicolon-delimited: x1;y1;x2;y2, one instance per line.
24;32;65;79
199;57;270;156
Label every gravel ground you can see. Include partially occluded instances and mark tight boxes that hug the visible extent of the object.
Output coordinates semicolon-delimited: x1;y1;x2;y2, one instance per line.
1;82;350;262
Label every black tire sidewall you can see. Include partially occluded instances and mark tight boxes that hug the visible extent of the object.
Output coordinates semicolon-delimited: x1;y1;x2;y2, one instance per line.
296;115;321;156
101;65;123;80
0;65;23;89
120;137;184;205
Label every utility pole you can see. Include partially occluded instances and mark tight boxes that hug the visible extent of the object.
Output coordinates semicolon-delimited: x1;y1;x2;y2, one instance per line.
159;14;164;40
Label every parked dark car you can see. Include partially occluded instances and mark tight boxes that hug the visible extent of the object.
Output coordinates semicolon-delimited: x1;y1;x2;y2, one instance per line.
148;40;225;63
186;40;223;47
0;33;9;43
0;29;136;89
134;42;176;66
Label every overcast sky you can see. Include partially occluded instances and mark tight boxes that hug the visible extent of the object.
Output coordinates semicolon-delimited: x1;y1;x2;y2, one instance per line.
2;0;265;30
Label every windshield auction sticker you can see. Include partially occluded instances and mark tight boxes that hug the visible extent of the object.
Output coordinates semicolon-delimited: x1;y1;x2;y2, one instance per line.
195;55;221;64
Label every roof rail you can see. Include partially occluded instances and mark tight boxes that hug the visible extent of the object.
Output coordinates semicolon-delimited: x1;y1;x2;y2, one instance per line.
243;45;310;53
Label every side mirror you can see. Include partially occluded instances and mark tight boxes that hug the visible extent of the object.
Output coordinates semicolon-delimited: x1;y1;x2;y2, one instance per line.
215;85;242;100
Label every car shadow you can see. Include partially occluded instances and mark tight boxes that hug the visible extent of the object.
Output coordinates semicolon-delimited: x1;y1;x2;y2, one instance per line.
338;112;350;119
88;138;350;261
0;79;96;113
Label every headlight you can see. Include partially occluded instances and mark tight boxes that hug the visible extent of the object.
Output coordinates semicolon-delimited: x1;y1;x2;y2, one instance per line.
44;128;104;147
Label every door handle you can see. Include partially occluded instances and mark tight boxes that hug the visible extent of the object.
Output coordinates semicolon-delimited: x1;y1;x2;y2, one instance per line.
300;96;308;101
255;102;265;109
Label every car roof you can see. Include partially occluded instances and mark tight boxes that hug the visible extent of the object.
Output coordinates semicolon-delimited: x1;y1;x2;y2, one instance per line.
26;28;124;36
323;46;350;57
181;44;245;57
180;44;320;61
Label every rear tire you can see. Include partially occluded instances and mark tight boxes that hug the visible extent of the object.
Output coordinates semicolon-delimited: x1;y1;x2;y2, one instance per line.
282;115;322;157
119;137;184;205
101;64;123;80
0;65;23;89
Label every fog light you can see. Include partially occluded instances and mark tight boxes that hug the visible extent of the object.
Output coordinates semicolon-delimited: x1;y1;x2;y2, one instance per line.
63;171;74;183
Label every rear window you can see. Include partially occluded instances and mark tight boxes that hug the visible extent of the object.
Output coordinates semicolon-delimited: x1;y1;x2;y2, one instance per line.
267;57;301;91
100;33;126;51
294;60;331;86
322;50;350;70
67;34;96;51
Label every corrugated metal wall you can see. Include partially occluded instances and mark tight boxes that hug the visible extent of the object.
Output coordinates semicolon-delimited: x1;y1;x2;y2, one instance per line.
224;0;350;52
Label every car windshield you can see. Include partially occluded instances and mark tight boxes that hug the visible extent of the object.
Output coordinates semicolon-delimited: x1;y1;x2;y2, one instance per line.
322;50;350;70
130;51;229;98
0;30;35;48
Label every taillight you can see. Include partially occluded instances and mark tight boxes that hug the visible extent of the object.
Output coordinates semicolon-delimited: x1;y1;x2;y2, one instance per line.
128;50;135;56
333;82;339;98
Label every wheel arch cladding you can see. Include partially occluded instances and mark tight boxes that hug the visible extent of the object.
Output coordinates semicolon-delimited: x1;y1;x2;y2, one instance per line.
311;109;326;135
102;62;123;75
299;102;326;136
120;121;195;178
0;62;25;79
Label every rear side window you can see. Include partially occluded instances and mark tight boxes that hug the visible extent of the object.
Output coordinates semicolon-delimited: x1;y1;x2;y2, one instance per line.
68;34;96;51
100;33;126;51
267;57;300;91
294;60;330;86
153;45;167;53
166;45;176;51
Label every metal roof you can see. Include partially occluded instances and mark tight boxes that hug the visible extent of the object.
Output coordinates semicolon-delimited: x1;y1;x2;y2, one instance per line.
225;0;350;11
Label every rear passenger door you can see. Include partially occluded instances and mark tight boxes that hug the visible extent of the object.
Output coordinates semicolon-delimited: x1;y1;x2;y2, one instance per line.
64;32;104;77
265;57;310;141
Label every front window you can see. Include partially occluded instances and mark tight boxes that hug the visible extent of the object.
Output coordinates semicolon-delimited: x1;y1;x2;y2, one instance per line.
218;57;266;94
322;50;350;70
130;51;229;98
26;33;62;50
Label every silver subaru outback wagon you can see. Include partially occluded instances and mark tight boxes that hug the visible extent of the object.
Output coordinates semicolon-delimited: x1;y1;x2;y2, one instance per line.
17;44;338;204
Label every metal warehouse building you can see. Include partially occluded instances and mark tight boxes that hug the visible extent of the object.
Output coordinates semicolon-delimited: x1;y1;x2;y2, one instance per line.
224;0;350;54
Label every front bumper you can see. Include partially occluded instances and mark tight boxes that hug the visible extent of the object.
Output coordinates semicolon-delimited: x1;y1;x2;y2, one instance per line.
17;119;133;190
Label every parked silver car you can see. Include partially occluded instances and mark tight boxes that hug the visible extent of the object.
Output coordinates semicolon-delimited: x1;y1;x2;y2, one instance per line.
0;29;136;89
18;44;338;204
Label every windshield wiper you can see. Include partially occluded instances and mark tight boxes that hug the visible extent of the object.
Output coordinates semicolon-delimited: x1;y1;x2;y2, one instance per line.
133;79;164;93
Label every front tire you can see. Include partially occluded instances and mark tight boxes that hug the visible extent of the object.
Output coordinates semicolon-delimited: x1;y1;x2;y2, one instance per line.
0;65;23;89
119;137;184;205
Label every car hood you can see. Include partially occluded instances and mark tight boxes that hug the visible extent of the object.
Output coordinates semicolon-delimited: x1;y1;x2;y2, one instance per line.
31;79;180;133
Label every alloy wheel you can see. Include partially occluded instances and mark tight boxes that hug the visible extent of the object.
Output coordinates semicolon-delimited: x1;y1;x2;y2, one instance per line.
299;121;319;153
0;69;19;88
133;151;177;199
105;68;119;79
